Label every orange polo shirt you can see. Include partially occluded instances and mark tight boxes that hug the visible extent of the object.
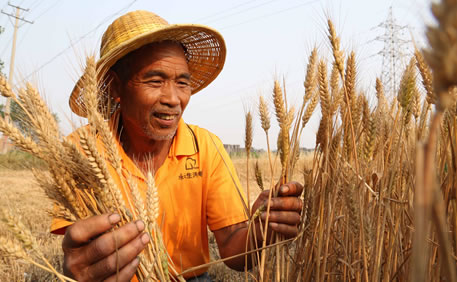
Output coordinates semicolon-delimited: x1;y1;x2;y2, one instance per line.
51;118;248;279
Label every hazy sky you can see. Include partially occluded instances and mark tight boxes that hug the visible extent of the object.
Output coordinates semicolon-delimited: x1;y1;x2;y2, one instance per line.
0;0;432;149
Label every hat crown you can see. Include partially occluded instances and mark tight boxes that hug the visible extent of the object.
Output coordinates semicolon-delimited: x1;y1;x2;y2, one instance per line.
100;10;169;58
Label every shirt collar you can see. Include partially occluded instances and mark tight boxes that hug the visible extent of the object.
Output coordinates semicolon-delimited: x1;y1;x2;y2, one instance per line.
169;118;198;158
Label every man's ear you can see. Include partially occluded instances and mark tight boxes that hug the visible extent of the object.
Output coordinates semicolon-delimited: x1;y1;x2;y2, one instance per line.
105;70;122;103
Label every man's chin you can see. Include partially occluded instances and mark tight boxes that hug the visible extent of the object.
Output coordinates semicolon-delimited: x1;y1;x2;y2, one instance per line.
144;128;177;141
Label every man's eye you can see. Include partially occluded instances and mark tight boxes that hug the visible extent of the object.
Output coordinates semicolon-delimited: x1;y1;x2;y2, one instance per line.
148;80;162;85
177;80;190;87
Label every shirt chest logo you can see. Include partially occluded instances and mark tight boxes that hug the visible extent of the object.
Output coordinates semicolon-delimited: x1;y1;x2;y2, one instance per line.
179;157;203;180
185;157;199;170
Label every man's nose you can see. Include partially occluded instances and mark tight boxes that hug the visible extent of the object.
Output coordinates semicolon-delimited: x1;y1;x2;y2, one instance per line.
160;80;180;107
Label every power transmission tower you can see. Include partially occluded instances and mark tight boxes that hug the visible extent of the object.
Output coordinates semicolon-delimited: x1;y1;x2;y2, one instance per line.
1;2;33;153
373;7;411;97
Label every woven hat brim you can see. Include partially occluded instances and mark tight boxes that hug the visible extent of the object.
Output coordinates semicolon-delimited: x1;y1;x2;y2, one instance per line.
69;24;226;117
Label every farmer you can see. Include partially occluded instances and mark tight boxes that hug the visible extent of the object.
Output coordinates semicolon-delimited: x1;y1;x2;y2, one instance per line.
53;10;303;281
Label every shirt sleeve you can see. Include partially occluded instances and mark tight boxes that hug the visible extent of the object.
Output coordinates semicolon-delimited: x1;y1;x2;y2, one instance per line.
205;132;248;231
50;203;72;235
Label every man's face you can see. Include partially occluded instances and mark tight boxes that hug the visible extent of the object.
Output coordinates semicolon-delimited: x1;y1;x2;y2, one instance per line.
116;42;192;141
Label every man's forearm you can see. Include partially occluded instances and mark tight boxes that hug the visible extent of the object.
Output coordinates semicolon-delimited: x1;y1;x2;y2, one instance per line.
215;221;265;271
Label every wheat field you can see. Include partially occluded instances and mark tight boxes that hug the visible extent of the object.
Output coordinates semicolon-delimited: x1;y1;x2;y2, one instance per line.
2;0;457;280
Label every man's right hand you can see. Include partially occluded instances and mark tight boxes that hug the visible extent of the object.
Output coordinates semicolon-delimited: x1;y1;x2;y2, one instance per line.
62;213;150;282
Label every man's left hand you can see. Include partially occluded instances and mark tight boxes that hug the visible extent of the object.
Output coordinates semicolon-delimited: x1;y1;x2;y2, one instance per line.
251;181;303;239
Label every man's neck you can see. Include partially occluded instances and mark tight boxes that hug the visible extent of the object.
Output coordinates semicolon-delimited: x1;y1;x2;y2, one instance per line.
119;126;173;174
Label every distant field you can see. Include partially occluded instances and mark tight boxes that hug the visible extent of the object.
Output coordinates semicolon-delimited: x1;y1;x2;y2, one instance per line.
231;151;313;205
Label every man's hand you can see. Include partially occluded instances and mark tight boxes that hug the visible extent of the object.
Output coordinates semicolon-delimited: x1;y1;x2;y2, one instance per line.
62;213;150;282
213;182;303;271
251;181;303;239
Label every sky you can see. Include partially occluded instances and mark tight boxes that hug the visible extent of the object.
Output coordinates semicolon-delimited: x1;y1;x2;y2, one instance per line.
0;0;433;149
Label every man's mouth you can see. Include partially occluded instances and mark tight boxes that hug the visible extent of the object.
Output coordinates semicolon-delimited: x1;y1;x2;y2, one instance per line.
153;113;179;120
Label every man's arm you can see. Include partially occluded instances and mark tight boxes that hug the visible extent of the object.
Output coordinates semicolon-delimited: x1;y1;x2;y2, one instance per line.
213;182;303;271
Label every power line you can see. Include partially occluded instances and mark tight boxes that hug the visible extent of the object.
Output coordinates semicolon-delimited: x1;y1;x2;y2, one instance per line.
187;0;318;108
202;0;281;25
15;0;62;46
192;0;260;23
0;1;34;58
30;0;45;10
22;0;138;81
31;0;61;22
1;2;33;23
0;11;9;28
220;0;318;30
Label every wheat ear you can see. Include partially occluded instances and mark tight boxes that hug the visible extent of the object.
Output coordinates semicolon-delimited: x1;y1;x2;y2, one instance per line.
0;75;14;98
304;48;318;103
424;0;457;110
254;161;264;191
126;175;147;223
273;80;290;181
415;48;435;105
145;172;173;281
327;19;345;75
0;116;43;156
258;95;274;179
25;83;60;138
78;130;124;216
245;110;253;212
318;60;331;119
146;172;159;226
344;52;357;110
82;57;123;171
397;57;417;127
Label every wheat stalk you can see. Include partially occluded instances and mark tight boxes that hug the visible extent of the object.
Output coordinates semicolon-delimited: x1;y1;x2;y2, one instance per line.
328;20;360;173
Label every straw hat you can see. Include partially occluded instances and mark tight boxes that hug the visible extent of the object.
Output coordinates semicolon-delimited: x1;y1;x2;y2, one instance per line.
69;10;226;117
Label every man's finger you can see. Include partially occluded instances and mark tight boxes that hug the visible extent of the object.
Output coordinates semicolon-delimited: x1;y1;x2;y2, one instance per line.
268;222;299;239
87;232;149;280
269;197;303;212
277;182;304;197
260;211;301;225
63;213;121;249
257;190;271;202
84;220;146;264
104;257;140;282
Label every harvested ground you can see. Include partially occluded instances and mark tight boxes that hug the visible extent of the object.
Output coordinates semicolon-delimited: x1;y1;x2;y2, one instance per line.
0;170;63;281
